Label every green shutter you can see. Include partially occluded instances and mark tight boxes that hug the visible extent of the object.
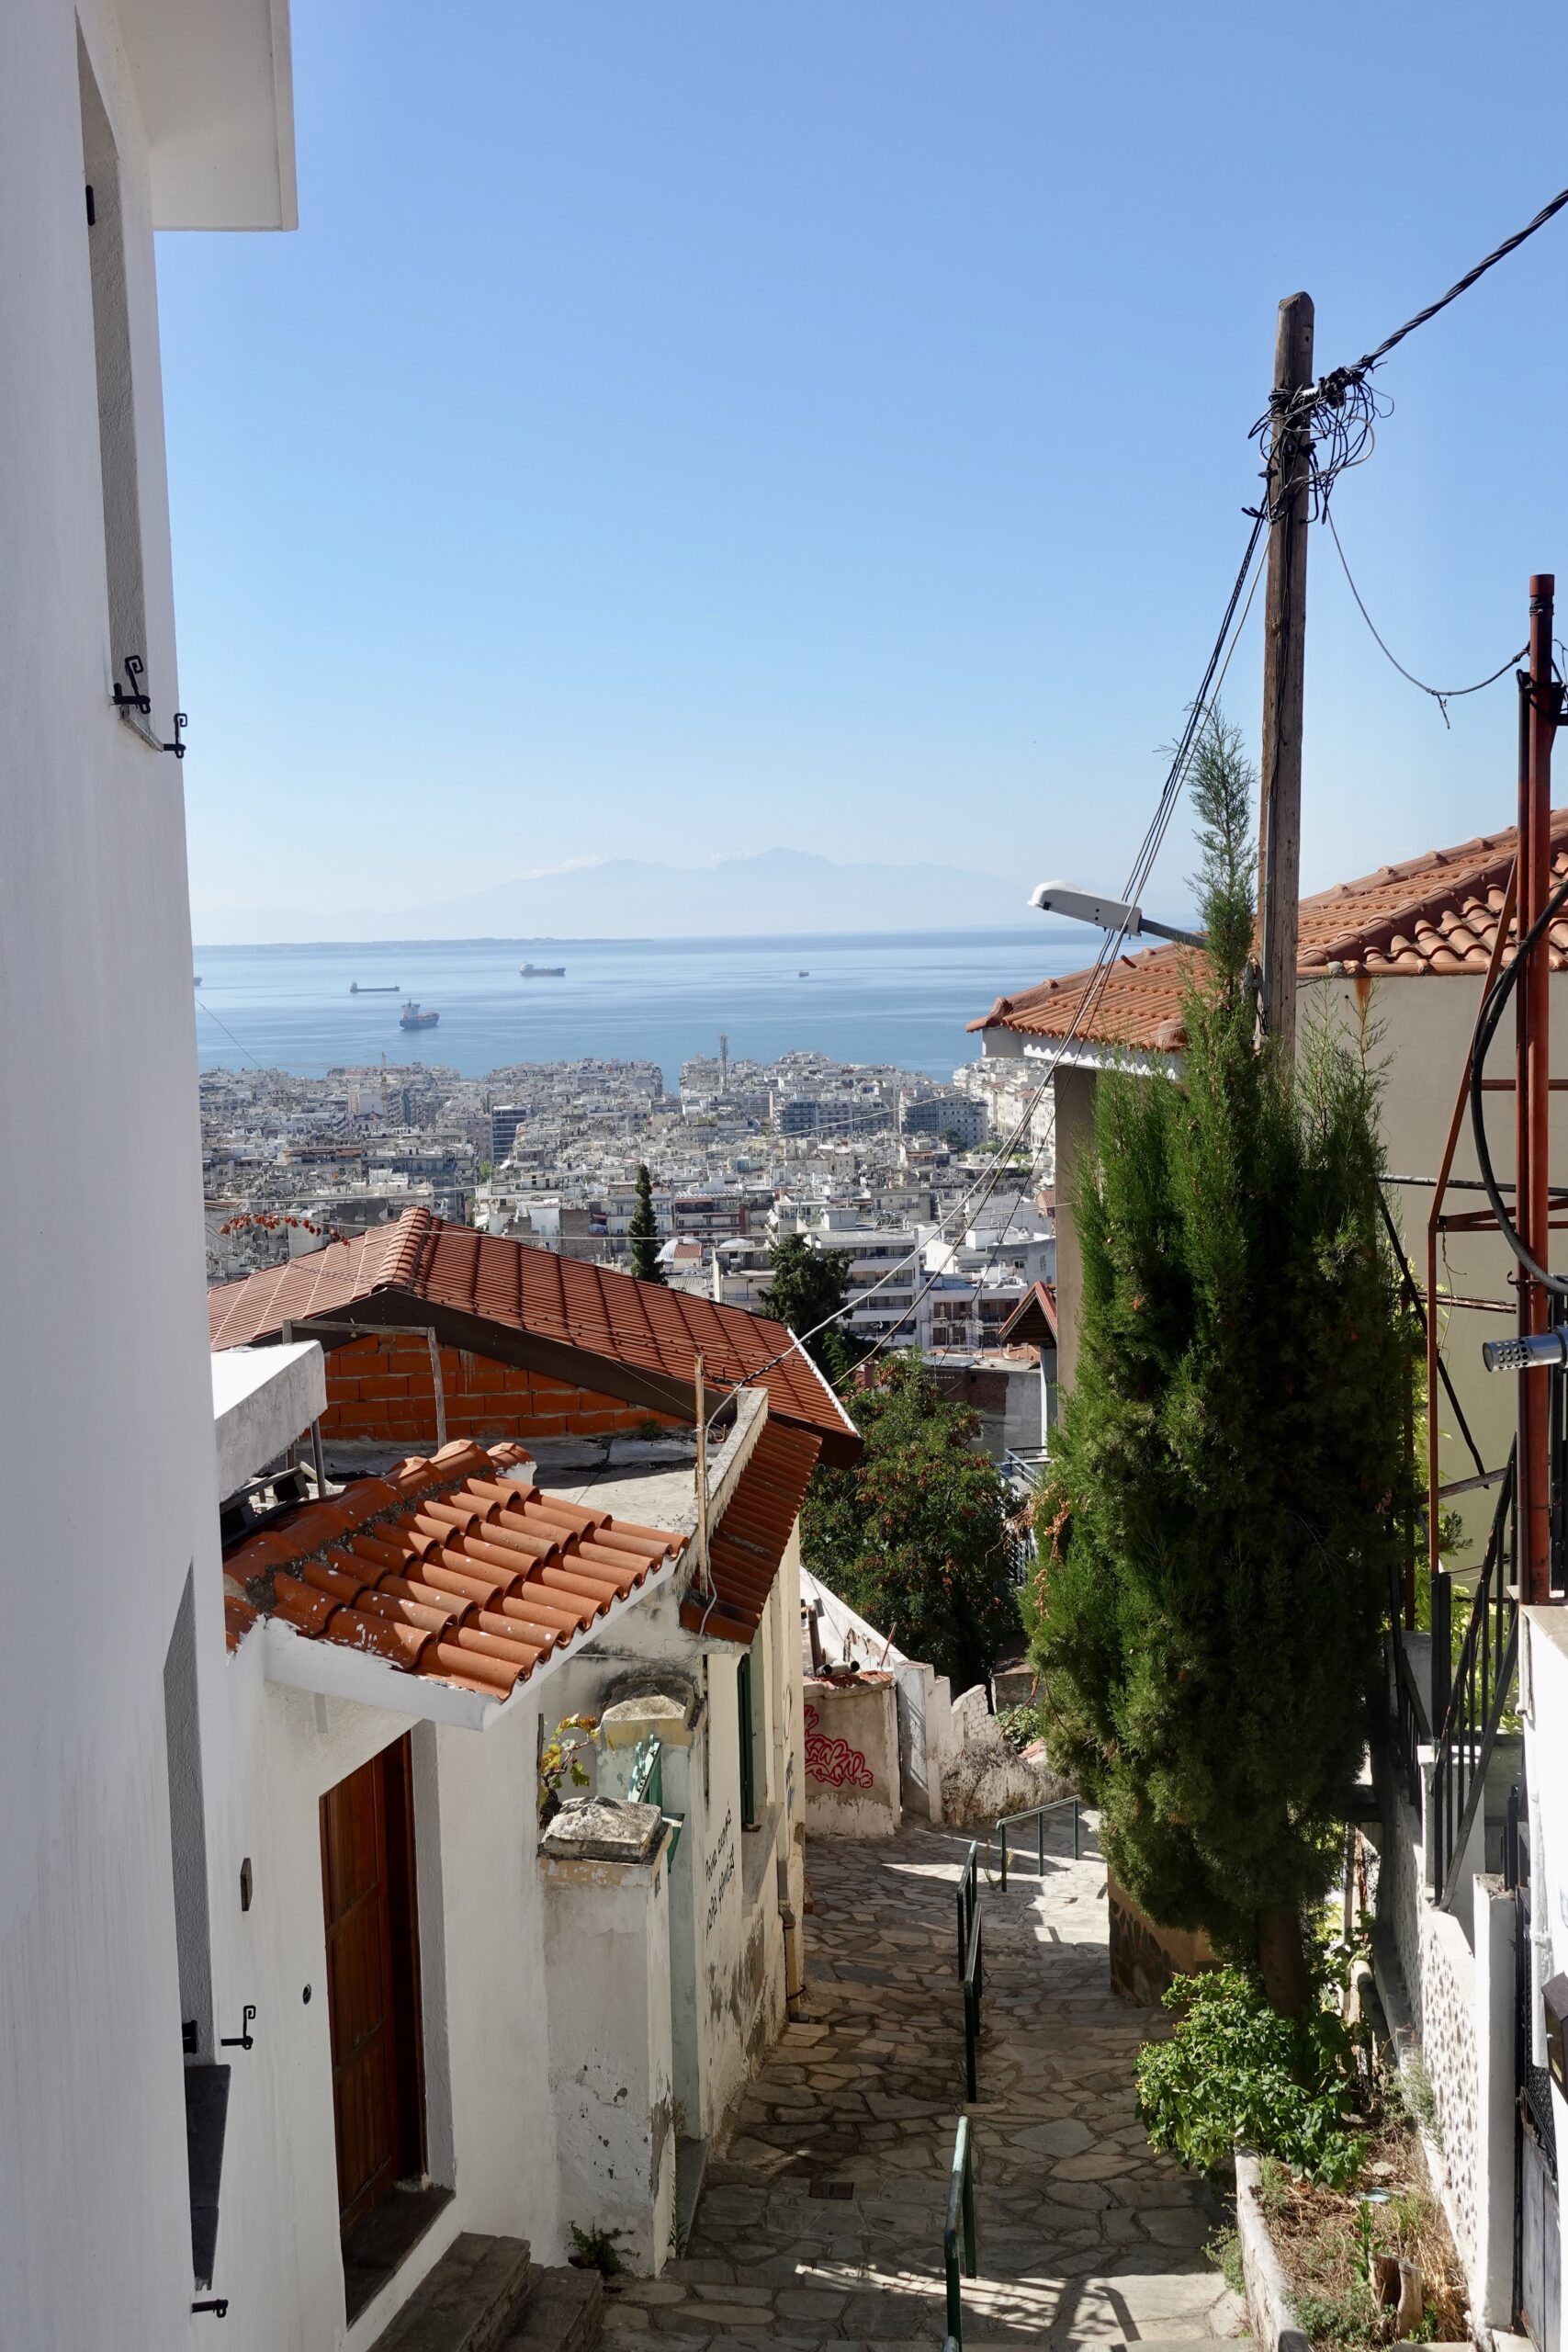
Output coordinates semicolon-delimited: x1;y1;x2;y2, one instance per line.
737;1653;757;1828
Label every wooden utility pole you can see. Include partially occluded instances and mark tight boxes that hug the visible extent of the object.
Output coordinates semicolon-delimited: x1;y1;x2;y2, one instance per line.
1257;291;1314;1055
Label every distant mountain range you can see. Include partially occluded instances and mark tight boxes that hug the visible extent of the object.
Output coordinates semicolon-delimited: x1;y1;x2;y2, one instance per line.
192;847;1038;944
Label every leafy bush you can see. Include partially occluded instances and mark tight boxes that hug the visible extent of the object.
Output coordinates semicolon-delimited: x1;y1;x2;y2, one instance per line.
996;1702;1040;1753
1135;1968;1365;2187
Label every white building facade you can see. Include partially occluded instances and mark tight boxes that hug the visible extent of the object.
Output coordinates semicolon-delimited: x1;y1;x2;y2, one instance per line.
1;1;293;2343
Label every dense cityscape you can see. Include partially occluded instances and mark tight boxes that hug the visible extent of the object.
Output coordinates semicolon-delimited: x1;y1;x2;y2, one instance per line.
203;1039;1057;1369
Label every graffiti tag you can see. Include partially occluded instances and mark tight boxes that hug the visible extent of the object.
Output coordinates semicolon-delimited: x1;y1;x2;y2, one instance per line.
803;1702;874;1791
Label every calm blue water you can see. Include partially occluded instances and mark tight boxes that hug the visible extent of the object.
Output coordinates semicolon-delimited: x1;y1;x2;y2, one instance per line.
189;931;1086;1086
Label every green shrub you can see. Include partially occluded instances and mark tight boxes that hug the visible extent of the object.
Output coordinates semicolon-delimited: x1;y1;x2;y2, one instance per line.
996;1702;1040;1754
1135;1968;1365;2187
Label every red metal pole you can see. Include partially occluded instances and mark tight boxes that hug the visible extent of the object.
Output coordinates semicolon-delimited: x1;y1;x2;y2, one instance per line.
1519;575;1556;1604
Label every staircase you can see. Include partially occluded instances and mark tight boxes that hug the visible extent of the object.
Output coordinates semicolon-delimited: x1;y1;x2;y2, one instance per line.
366;2234;604;2352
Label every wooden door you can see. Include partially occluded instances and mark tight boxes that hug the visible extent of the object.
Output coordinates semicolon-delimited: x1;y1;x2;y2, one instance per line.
321;1736;425;2238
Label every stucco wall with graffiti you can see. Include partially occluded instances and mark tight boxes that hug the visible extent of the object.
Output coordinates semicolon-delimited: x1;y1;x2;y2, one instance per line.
802;1674;902;1838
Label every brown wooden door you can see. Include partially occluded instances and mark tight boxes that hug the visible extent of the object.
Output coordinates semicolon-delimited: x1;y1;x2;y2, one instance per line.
320;1736;425;2238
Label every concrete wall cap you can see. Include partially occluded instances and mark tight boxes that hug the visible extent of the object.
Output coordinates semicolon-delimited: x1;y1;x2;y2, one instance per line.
599;1690;696;1745
541;1795;664;1863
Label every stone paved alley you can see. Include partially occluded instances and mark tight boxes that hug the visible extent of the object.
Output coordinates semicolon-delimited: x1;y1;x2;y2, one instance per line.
606;1820;1247;2352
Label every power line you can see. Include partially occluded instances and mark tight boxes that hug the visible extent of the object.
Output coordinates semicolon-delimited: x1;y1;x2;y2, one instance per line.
833;526;1270;1391
195;989;268;1070
1347;182;1568;381
1324;508;1526;727
1252;181;1568;523
703;517;1271;1429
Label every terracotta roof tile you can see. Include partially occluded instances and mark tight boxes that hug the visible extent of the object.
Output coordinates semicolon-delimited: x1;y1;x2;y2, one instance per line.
970;812;1568;1051
680;1421;821;1645
224;1441;682;1699
208;1212;859;1463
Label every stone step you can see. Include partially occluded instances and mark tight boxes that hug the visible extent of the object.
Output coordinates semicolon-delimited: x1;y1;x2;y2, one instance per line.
505;2262;606;2352
368;2232;534;2352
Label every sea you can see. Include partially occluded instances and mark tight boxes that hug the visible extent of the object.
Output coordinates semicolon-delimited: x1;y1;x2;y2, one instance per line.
189;930;1088;1087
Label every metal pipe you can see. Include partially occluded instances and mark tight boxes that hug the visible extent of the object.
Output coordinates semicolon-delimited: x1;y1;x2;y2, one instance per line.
1522;579;1557;1603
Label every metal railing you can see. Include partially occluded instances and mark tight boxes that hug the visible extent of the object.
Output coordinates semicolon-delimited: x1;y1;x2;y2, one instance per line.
955;1840;979;1977
942;2114;977;2350
986;1798;1080;1887
962;1887;985;2099
1388;1600;1432;1815
1431;1446;1518;1909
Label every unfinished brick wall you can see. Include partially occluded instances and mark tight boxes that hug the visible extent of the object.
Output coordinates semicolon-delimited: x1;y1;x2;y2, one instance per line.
318;1332;682;1448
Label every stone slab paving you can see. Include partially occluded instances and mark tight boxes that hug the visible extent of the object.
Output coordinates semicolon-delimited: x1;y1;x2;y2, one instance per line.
604;1821;1246;2352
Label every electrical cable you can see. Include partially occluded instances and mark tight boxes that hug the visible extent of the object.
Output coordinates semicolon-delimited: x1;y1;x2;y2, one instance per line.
1348;183;1568;380
1251;182;1568;524
1324;509;1526;726
195;989;268;1070
697;516;1270;1433
1468;860;1568;1295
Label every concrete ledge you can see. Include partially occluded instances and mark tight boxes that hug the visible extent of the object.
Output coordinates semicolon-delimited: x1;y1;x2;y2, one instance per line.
1235;2151;1311;2352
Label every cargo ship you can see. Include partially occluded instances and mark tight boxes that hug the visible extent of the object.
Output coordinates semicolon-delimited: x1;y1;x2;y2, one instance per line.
399;1001;439;1030
519;962;566;978
351;982;399;994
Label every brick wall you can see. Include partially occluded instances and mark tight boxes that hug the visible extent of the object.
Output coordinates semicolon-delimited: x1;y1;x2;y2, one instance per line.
318;1332;682;1448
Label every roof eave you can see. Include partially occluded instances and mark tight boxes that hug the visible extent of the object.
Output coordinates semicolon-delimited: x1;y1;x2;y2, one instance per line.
254;1544;682;1727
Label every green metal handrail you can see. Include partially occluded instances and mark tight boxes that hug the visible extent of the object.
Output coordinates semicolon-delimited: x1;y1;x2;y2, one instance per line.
943;2114;977;2347
962;1895;984;2100
954;1839;979;1976
987;1796;1081;1889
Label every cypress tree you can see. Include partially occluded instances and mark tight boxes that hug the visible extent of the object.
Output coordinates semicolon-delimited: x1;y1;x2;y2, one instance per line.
1033;715;1415;2013
628;1162;665;1283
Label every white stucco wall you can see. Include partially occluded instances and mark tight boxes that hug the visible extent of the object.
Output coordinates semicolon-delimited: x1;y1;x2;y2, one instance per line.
1521;1609;1568;2348
202;1638;565;2351
542;1838;676;2278
0;4;259;2339
803;1677;902;1838
547;1535;795;2159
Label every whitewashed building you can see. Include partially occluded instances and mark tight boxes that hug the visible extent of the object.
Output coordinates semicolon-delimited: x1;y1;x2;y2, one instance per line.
1;0;294;2342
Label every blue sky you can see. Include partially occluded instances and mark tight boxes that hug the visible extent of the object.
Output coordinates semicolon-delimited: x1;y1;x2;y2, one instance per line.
160;1;1568;932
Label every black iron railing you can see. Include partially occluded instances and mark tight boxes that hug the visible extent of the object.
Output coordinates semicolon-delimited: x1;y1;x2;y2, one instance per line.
986;1798;1080;1886
1430;1446;1518;1908
1388;1600;1432;1815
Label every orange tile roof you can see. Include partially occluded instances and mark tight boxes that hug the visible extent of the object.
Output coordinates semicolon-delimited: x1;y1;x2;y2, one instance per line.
224;1439;682;1699
208;1209;860;1464
680;1420;822;1645
970;813;1568;1051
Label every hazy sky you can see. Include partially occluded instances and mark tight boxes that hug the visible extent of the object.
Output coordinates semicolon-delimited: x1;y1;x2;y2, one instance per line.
159;2;1568;929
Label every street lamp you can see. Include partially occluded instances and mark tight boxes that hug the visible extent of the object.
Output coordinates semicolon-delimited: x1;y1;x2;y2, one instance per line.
1482;1330;1568;1374
1029;881;1205;951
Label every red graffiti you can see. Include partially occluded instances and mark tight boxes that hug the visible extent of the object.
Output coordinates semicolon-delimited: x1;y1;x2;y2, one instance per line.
803;1702;874;1791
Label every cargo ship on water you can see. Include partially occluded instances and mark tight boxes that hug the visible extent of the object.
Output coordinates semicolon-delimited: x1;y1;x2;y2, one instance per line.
519;961;566;978
399;1001;439;1030
350;981;399;994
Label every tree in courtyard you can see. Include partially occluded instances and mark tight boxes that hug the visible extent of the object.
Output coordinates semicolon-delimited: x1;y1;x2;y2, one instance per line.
761;1235;861;1385
1032;712;1416;2015
627;1163;665;1283
802;1352;1021;1693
